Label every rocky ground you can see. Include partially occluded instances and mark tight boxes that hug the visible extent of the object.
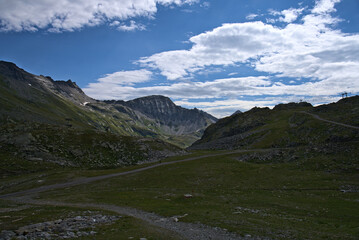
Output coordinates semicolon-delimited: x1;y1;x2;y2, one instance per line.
0;211;119;240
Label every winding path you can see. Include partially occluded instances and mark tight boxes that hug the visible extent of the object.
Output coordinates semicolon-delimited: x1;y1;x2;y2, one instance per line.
1;149;273;240
8;197;242;240
301;111;359;130
0;149;264;199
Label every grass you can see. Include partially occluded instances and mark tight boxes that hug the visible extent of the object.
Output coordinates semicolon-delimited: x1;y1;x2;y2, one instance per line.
0;150;215;195
1;122;358;239
32;149;359;239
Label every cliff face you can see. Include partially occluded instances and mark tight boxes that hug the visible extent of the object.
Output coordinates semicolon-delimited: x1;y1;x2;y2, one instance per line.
123;95;217;135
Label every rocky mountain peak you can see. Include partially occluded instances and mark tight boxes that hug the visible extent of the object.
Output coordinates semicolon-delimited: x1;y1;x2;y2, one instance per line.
54;79;85;94
0;61;32;82
121;95;217;135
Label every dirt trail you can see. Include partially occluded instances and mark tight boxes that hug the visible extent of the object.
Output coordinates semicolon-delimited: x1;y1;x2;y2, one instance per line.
0;149;269;199
1;150;269;239
8;197;245;240
301;111;359;130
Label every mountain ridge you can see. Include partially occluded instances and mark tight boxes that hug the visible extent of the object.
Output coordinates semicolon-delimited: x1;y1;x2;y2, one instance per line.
0;60;216;148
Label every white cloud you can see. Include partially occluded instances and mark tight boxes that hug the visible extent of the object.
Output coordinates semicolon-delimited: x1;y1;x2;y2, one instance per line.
268;7;304;23
312;0;341;14
138;21;286;80
279;8;304;23
117;20;146;31
138;0;353;84
200;1;210;9
0;0;198;32
137;0;359;93
96;69;152;86
246;14;258;20
84;76;271;100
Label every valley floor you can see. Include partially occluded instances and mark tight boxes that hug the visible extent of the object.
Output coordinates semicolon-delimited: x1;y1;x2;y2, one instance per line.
1;148;358;239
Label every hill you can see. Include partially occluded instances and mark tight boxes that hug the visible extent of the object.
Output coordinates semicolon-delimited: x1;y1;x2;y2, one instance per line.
190;98;359;151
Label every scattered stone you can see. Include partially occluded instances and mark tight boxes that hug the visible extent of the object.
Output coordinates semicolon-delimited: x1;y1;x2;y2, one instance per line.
234;206;262;215
0;230;16;240
184;194;193;198
1;213;120;239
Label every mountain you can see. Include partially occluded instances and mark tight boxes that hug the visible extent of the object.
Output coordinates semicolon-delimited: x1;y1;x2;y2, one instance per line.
0;61;216;148
231;110;242;116
0;60;217;174
189;98;359;150
108;95;217;135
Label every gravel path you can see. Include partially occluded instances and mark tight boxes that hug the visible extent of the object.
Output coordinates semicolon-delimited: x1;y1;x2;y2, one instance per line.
301;111;359;130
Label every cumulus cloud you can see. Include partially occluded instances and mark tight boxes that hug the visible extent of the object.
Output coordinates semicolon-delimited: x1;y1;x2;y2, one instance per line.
279;8;304;23
138;21;286;80
137;0;359;93
312;0;341;14
0;0;198;32
138;0;355;84
84;0;359;117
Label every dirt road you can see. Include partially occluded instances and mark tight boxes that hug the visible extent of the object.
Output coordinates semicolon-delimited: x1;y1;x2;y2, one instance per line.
301;111;359;130
8;196;243;240
0;149;268;199
1;150;264;239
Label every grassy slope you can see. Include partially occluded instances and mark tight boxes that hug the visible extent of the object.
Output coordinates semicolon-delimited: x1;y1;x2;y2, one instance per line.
0;75;186;175
192;101;359;150
28;148;359;240
311;96;359;127
0;121;184;178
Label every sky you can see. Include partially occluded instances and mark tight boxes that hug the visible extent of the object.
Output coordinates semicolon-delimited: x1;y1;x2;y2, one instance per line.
0;0;358;117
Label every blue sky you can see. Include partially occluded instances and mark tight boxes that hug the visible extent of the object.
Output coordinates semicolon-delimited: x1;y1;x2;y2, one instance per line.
0;0;358;117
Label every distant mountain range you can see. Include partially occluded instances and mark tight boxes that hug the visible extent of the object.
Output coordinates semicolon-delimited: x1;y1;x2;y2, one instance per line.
2;60;358;173
0;61;216;148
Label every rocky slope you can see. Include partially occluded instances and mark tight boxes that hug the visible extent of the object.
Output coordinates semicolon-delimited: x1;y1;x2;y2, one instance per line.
189;99;359;150
108;95;217;135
